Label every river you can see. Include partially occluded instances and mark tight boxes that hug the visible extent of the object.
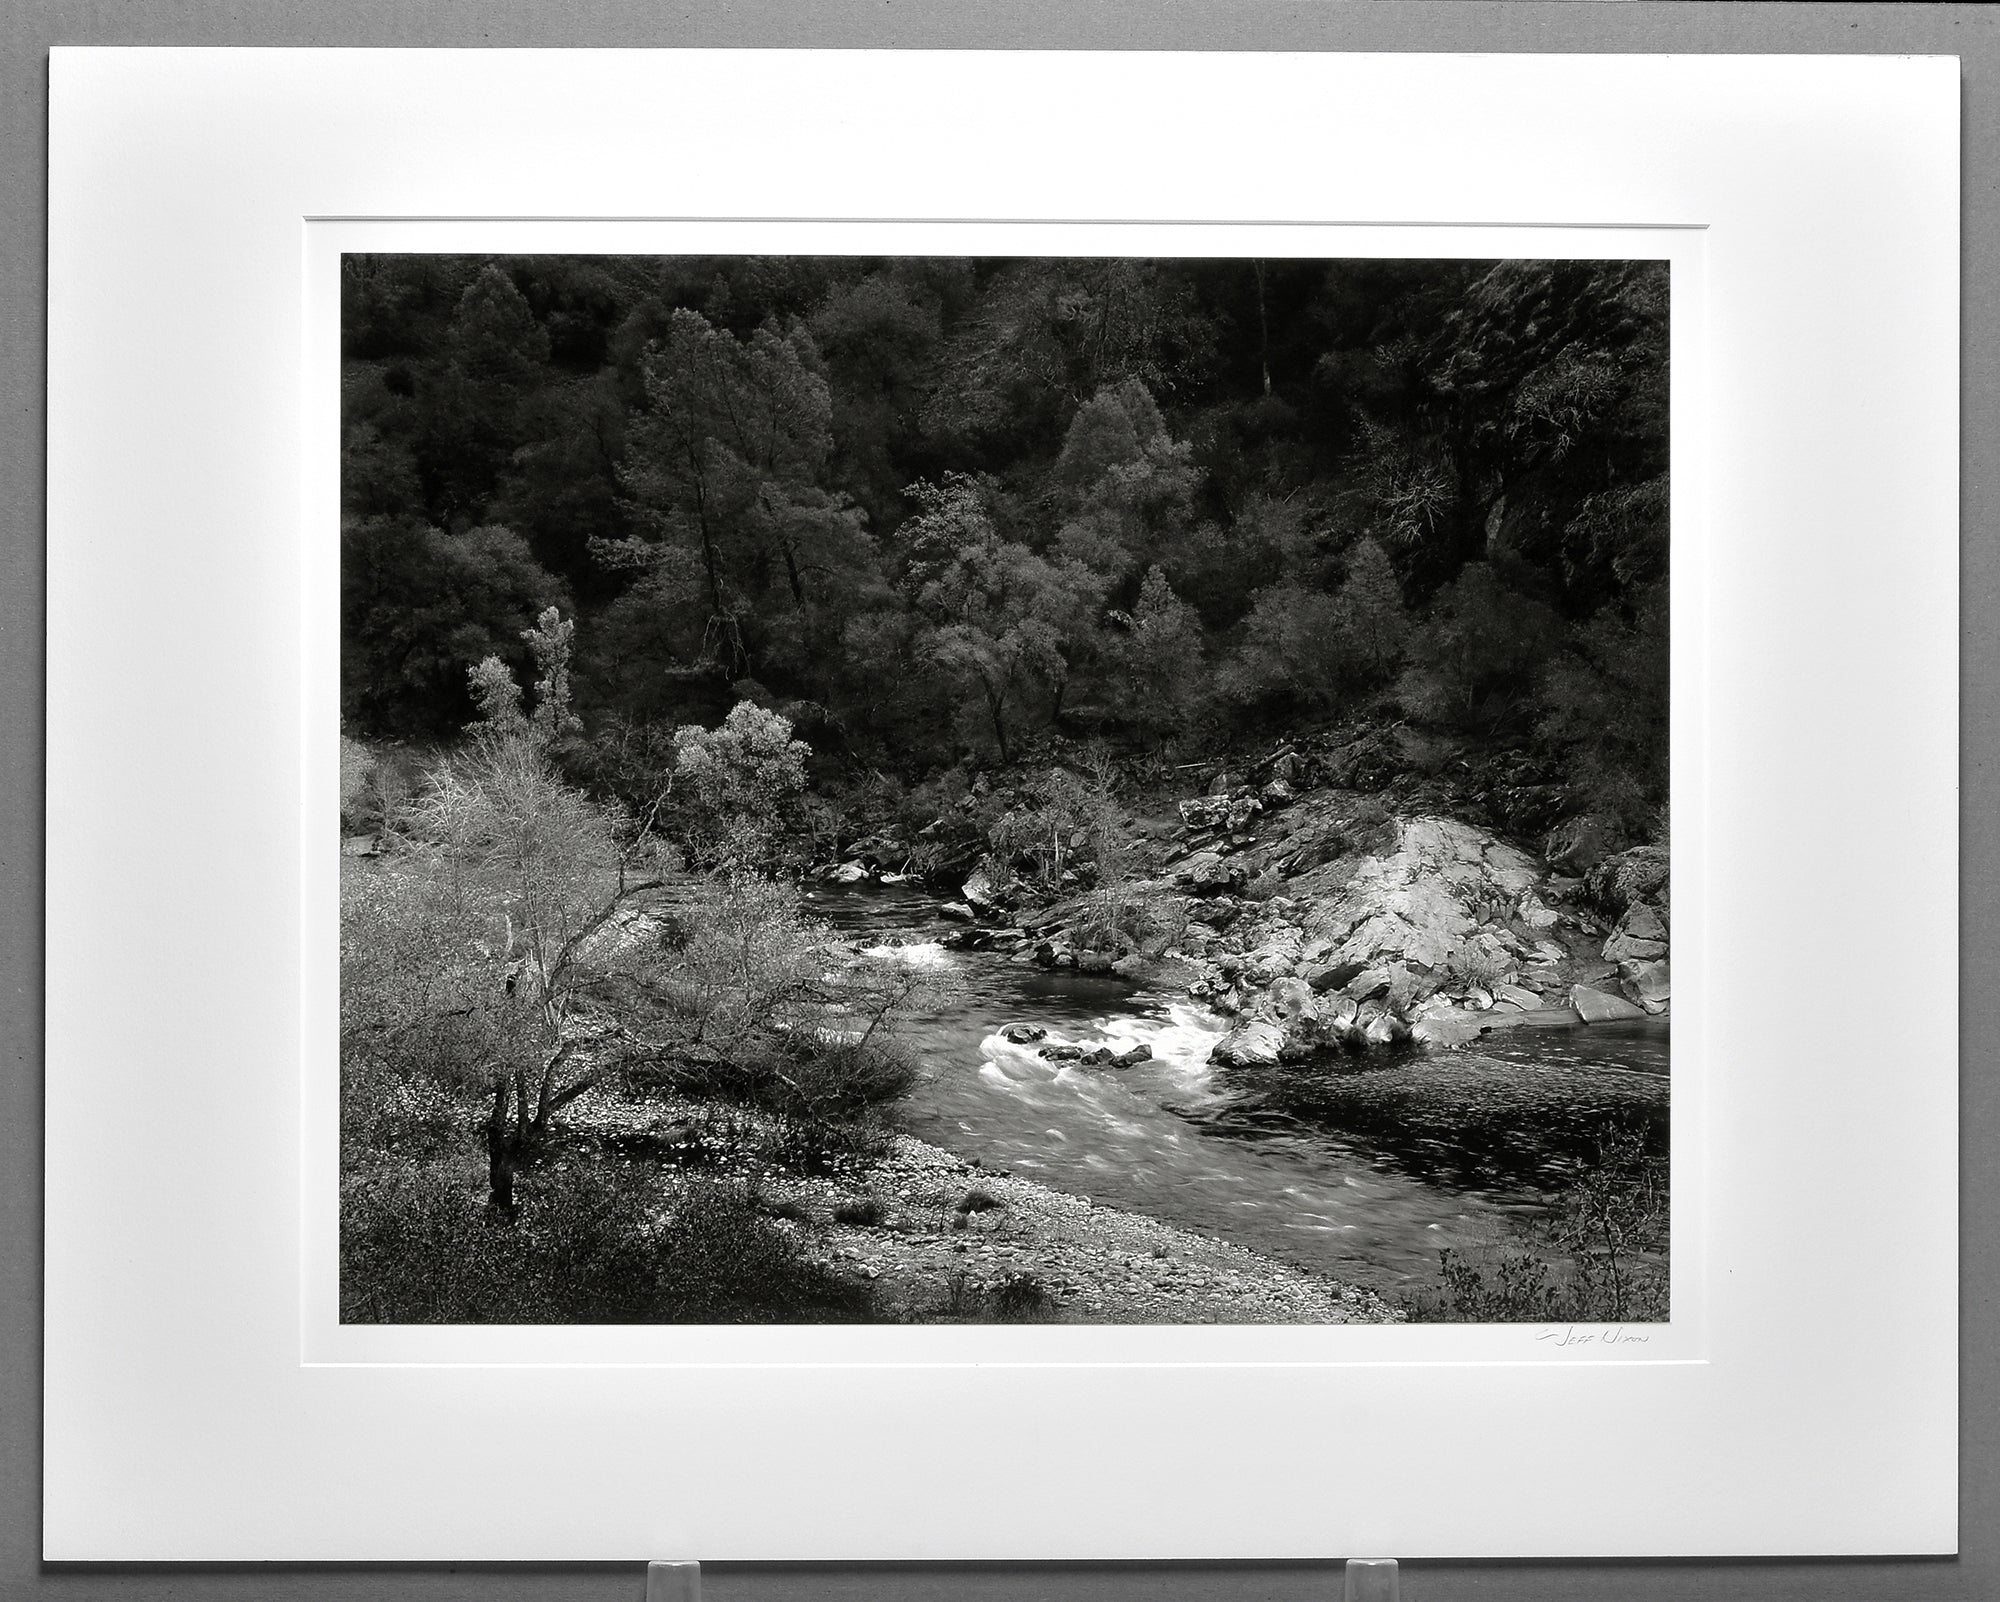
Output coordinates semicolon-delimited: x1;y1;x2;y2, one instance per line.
809;884;1669;1295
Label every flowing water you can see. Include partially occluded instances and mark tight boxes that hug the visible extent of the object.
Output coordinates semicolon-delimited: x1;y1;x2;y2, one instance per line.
810;884;1669;1294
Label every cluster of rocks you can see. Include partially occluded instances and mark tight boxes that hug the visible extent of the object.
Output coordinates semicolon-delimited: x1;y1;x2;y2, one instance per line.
821;732;1669;1072
942;761;1668;1068
995;1023;1154;1070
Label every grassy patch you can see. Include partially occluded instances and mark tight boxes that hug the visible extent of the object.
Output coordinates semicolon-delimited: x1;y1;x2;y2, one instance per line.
340;1155;881;1324
1402;1122;1668;1323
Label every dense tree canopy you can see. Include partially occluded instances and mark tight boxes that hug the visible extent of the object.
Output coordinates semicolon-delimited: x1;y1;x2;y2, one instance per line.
342;253;1669;839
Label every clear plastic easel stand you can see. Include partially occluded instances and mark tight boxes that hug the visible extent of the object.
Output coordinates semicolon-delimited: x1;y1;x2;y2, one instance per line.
646;1560;702;1602
1345;1558;1400;1602
643;1558;1393;1600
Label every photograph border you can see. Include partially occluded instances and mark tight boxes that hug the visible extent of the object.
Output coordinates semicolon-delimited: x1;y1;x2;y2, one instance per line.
306;217;1705;1368
44;48;1956;1561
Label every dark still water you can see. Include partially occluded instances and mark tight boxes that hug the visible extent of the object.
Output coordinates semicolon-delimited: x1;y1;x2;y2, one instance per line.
809;885;1669;1293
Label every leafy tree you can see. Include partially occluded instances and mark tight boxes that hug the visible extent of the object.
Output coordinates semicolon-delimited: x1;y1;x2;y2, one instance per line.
1220;585;1350;713
1328;537;1409;682
831;606;960;768
1536;586;1669;837
810;268;948;526
341;516;569;738
345;610;670;1220
619;309;841;675
1396;562;1560;730
1049;378;1201;583
669;700;813;869
901;476;1108;760
413;266;553;529
1106;566;1206;738
920;259;1212;458
489;372;634;594
339;252;1668;819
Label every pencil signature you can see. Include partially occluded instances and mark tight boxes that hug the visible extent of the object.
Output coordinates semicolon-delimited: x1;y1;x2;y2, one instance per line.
1533;1324;1653;1348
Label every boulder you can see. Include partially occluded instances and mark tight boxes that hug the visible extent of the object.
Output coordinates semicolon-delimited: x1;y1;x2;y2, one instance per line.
1363;1009;1409;1048
340;834;381;857
1039;1044;1084;1062
1241;927;1303;981
1225;796;1265;832
1209;1015;1288;1067
1000;1023;1046;1045
1318;992;1360;1031
1603;930;1668;963
1620;902;1668;942
1112;1042;1154;1068
938;901;976;923
1411;1008;1485;1048
1074;950;1116;975
827;861;869;884
1344;966;1393;1002
1620;958;1671;1013
1212;976;1393;1063
1586;844;1670;911
1545;814;1623;873
1571;983;1648;1023
1491;981;1543;1011
1303;958;1368;993
962;868;999;908
1518;899;1562;932
1174;852;1246;895
1261;777;1296;808
1178;796;1233;830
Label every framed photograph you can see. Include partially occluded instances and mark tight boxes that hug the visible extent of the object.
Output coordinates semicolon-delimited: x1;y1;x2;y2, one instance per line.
45;49;1957;1561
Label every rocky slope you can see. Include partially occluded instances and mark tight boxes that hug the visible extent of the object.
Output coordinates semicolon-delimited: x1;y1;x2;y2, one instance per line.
824;740;1671;1071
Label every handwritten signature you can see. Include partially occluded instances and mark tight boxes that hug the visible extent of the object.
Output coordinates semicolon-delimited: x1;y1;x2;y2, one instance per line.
1534;1324;1652;1348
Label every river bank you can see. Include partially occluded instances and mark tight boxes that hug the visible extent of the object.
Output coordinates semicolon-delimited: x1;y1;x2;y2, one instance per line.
557;1079;1403;1324
788;728;1672;1313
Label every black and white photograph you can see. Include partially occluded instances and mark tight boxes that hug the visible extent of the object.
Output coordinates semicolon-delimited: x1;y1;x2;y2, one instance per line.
336;251;1670;1328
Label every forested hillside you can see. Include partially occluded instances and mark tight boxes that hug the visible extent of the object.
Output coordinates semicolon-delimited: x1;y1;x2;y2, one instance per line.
341;253;1667;854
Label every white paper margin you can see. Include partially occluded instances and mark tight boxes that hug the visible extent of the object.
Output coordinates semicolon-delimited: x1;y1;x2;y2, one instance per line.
47;49;1957;1561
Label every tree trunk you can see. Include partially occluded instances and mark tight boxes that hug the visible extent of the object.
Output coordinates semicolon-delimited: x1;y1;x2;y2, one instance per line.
484;1078;518;1224
987;687;1011;764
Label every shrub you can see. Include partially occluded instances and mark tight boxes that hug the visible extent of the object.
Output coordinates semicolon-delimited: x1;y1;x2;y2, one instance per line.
991;1271;1055;1320
670;701;813;870
832;1195;886;1227
1218;584;1349;713
1395;563;1560;732
985;763;1124;895
762;1109;897;1177
341;1056;472;1165
341;1160;881;1324
339;736;378;831
1535;591;1668;840
1404;1119;1668;1323
1067;882;1187;956
1439;942;1513;993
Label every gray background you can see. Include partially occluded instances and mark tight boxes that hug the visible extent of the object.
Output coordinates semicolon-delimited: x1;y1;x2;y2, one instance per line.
3;3;1990;1598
